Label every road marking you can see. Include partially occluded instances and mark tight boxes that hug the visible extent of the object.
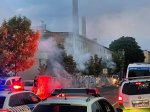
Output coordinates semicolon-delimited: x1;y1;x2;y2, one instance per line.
112;102;118;106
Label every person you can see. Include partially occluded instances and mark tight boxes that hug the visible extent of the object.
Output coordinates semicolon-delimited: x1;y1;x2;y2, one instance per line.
32;76;38;94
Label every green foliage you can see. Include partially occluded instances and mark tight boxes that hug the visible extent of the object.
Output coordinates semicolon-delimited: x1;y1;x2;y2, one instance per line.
85;54;102;76
63;53;76;74
109;36;144;73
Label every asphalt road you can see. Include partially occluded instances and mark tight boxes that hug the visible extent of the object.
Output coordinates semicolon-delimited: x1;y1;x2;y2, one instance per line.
98;85;119;108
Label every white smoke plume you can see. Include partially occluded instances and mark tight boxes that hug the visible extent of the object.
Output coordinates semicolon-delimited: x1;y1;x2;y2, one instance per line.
64;35;91;72
38;38;73;88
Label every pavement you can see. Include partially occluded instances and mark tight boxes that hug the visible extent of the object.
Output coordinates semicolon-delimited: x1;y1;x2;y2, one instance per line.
98;85;119;108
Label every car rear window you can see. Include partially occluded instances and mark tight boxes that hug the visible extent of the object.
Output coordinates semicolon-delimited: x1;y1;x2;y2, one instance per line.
128;67;150;77
0;96;6;108
122;81;150;95
32;104;87;112
23;81;33;86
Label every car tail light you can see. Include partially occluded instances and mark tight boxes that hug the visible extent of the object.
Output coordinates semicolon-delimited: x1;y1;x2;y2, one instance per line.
135;82;141;85
118;96;123;105
57;93;65;97
13;84;23;90
0;109;11;112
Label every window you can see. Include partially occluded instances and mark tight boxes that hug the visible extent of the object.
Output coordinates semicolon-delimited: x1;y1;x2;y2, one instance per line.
98;100;115;112
12;78;22;84
28;92;41;103
20;92;41;110
92;102;102;112
9;92;40;107
128;67;150;77
6;80;11;85
0;96;6;108
23;81;33;86
122;81;150;95
9;93;24;107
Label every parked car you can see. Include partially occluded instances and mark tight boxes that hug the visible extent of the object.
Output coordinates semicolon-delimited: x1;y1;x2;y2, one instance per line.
0;90;41;112
23;80;34;91
0;76;24;91
126;63;150;79
32;95;120;112
118;77;150;112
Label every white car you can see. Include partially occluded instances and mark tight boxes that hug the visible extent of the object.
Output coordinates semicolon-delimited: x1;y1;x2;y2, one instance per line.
0;90;41;112
23;80;34;91
0;76;22;86
32;95;119;112
118;78;150;112
125;63;150;79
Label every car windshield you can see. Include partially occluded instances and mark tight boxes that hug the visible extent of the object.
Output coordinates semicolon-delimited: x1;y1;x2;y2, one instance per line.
128;67;150;77
32;104;87;112
122;81;150;95
0;96;6;108
0;79;6;85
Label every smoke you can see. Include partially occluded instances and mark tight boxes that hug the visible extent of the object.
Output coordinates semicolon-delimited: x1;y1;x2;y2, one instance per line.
38;38;72;88
64;35;91;72
74;52;91;71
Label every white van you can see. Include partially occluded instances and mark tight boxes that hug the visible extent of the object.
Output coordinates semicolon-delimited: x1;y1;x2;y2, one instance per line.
126;63;150;79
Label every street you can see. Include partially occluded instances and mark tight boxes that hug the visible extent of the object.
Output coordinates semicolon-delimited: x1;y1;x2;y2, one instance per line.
99;86;119;109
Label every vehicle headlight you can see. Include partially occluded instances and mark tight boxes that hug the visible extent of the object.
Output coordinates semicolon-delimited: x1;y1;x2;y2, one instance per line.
113;79;117;83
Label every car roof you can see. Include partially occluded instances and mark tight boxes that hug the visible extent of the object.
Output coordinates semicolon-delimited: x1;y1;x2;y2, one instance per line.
0;90;34;97
0;76;21;80
39;96;105;106
128;63;150;68
121;78;150;86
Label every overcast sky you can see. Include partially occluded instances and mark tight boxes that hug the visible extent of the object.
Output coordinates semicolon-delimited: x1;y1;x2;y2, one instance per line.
1;0;150;50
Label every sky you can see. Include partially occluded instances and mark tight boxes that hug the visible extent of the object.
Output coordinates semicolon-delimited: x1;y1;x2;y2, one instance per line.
1;0;150;50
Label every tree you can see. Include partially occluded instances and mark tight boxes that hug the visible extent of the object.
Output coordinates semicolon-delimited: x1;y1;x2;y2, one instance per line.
0;16;40;75
109;36;144;73
63;53;76;74
85;54;102;76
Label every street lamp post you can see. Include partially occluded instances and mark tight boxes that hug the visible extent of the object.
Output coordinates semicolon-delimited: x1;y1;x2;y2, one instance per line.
121;49;125;80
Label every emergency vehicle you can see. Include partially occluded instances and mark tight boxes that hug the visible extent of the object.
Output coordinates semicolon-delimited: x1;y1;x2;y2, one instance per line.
0;79;41;112
126;63;150;79
0;76;24;91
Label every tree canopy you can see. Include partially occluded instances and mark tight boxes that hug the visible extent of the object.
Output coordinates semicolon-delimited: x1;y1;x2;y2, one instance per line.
85;54;102;76
63;52;76;74
0;16;40;75
109;36;144;73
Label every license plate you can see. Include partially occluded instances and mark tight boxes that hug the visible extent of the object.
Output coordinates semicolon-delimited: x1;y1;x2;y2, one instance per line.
132;101;149;108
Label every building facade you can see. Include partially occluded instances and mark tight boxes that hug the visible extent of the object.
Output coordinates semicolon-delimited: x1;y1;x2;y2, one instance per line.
144;50;150;63
20;29;113;79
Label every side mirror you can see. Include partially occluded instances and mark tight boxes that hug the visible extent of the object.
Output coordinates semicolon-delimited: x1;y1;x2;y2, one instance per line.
116;108;123;112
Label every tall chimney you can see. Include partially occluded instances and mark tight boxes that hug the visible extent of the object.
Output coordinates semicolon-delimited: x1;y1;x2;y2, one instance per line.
81;16;86;37
72;0;79;35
